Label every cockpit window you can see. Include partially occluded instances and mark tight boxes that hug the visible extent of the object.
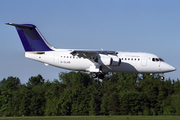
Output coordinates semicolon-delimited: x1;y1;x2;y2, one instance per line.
156;58;159;61
159;58;164;62
152;58;155;61
152;58;164;62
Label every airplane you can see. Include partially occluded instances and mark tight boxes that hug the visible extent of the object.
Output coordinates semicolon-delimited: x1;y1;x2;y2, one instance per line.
6;23;176;80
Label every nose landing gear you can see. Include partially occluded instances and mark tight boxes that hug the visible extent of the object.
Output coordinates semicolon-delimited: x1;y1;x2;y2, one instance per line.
160;76;165;80
160;73;165;80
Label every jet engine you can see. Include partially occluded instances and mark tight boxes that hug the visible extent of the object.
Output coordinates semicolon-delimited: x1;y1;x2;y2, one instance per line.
108;54;121;66
98;54;113;66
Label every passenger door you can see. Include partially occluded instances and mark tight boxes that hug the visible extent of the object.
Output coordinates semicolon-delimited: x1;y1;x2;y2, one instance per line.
141;56;147;66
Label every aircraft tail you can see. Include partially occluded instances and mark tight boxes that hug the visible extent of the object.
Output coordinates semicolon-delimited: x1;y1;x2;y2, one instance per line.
6;23;53;52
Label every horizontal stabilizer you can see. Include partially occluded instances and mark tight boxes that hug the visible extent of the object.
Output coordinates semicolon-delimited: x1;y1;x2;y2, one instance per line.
5;23;34;28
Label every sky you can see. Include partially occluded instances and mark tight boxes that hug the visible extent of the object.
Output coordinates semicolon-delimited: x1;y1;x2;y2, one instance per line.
0;0;179;84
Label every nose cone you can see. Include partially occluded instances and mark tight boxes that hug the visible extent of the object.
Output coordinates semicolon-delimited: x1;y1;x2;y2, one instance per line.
168;65;176;72
161;62;176;73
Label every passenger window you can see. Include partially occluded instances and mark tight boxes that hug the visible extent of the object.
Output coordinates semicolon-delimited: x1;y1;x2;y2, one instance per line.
131;58;133;60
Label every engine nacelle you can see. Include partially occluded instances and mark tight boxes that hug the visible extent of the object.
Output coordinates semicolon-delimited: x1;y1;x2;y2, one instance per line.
108;54;121;66
98;54;112;66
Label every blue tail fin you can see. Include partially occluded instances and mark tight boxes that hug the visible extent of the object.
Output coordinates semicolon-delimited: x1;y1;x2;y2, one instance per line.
6;23;53;52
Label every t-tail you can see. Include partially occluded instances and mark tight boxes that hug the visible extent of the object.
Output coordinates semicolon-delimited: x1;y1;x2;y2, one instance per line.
6;23;53;52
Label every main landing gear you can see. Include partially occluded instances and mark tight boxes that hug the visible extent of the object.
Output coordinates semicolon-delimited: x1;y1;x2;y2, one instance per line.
91;72;105;79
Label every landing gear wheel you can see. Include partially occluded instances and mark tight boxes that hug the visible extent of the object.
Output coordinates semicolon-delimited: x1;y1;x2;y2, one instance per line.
160;73;165;80
98;73;105;79
160;76;164;80
92;72;98;78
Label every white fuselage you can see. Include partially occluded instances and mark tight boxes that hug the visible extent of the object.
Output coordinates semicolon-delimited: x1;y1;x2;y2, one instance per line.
25;49;175;74
6;23;176;79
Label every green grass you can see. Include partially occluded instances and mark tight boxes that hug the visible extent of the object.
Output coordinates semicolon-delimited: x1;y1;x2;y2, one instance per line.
0;116;180;120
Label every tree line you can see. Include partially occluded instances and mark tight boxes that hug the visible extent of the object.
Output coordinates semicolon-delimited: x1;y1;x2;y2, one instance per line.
0;71;180;116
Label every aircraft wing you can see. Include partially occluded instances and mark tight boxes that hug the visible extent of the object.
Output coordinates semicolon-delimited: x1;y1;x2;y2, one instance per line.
70;50;118;58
